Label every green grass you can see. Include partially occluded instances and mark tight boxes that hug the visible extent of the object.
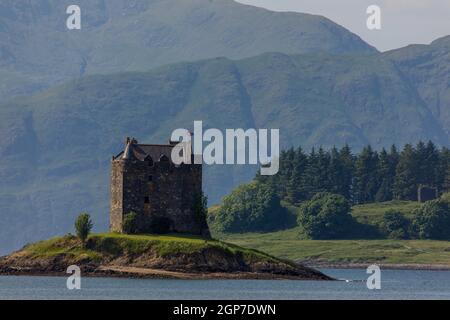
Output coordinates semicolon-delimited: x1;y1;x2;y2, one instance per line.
219;228;450;265
23;235;103;262
212;200;450;266
352;200;421;225
21;233;284;266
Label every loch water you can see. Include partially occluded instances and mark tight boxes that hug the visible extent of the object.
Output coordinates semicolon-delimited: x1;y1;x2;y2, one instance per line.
1;269;450;300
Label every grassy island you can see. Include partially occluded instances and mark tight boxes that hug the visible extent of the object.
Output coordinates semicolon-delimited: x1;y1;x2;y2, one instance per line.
0;233;330;280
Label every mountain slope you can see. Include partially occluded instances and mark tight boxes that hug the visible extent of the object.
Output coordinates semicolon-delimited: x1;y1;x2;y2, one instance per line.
384;36;450;137
0;51;446;255
0;0;375;100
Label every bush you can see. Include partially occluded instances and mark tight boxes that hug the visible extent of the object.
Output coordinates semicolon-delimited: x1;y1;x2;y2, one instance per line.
211;182;294;233
192;192;209;229
412;199;450;240
297;192;355;239
440;192;450;204
380;210;410;239
74;213;93;246
123;212;139;234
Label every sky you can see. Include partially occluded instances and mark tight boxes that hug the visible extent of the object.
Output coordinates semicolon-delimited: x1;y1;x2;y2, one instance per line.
236;0;450;52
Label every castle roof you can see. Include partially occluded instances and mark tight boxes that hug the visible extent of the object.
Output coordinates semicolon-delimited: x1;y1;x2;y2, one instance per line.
115;138;175;163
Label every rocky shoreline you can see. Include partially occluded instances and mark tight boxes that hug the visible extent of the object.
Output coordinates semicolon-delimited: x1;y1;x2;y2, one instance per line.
0;234;332;280
0;264;330;280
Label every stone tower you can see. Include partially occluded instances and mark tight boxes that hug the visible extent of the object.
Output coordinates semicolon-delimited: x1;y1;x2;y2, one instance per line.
110;137;209;237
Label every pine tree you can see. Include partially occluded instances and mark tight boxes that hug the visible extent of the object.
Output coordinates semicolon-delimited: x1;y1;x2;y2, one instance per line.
440;147;450;192
285;147;307;204
375;149;389;201
316;147;331;192
339;144;354;201
424;140;440;188
389;144;400;170
375;148;394;202
327;147;342;195
443;166;450;193
393;144;418;200
353;145;380;204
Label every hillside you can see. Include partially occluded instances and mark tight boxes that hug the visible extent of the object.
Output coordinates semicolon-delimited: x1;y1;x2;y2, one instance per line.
1;46;450;255
219;229;450;268
0;0;374;100
214;200;450;268
384;36;450;137
352;201;421;226
0;233;330;280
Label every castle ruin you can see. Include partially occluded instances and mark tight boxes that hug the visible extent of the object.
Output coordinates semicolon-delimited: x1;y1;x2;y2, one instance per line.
110;137;210;237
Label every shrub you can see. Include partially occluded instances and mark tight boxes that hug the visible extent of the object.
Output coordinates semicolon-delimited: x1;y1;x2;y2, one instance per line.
440;192;450;204
380;210;410;239
123;212;139;234
412;199;450;240
211;182;294;233
297;192;355;239
192;192;208;229
74;213;93;246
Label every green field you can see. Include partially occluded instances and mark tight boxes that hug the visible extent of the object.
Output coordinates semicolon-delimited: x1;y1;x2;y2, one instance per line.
218;228;450;265
352;200;421;225
213;200;450;266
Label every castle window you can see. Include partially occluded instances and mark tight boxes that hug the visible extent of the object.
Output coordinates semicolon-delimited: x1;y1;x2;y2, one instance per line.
148;175;153;182
145;155;154;167
144;196;150;204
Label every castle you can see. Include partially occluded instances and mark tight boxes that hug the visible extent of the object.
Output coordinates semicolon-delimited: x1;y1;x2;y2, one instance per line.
110;137;210;237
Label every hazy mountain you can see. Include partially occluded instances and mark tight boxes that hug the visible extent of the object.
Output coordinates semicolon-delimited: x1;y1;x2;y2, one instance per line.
384;36;450;137
0;48;447;254
0;0;374;100
0;0;447;255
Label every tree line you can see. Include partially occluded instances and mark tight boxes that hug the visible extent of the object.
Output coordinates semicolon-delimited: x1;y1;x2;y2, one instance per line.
256;141;450;205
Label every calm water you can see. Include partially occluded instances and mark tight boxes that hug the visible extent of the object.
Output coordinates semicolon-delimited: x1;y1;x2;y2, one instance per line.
1;269;450;300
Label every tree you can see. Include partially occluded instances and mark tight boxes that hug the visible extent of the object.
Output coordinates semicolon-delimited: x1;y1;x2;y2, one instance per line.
286;147;308;204
74;213;93;246
302;147;330;199
327;147;344;196
412;199;450;240
337;145;355;200
380;210;410;239
440;147;450;192
393;144;418;200
212;182;293;233
192;192;209;231
353;146;379;204
415;141;439;187
375;148;397;202
123;212;138;234
297;192;355;239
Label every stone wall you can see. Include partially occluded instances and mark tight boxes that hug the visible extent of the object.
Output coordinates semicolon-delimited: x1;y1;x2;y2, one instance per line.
110;160;124;232
110;156;207;236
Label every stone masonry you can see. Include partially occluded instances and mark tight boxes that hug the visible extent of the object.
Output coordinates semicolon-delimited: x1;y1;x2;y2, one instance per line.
110;137;209;237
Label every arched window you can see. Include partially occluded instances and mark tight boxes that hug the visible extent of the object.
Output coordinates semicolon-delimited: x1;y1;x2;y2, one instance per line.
145;155;154;167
